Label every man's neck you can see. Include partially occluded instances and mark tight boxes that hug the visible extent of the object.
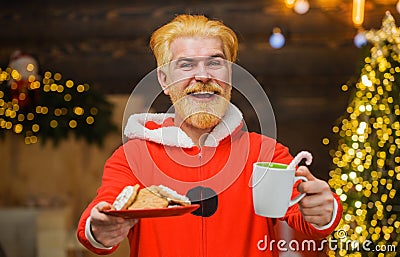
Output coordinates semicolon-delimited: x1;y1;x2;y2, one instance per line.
174;117;214;147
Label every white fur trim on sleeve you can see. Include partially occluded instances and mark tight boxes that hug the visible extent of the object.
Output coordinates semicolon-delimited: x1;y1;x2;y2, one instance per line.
311;197;339;230
85;217;113;250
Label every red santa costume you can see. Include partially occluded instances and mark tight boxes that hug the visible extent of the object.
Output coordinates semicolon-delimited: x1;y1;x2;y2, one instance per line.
77;104;342;257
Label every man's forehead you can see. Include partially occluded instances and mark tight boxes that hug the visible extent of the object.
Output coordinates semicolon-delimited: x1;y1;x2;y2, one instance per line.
169;36;225;60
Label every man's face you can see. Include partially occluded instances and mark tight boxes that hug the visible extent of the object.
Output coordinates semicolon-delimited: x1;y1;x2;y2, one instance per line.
159;36;232;129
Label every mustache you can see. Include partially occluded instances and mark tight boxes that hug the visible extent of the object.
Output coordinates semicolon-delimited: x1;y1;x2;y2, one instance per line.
183;82;224;95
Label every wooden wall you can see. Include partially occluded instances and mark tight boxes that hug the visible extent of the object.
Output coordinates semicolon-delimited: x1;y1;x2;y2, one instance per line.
0;95;134;218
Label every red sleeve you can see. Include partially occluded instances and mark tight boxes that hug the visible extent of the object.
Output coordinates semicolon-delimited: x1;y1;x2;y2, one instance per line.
76;142;141;255
281;189;342;239
256;134;293;165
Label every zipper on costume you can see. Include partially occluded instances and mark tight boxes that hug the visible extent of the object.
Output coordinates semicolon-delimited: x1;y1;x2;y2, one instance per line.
198;147;207;257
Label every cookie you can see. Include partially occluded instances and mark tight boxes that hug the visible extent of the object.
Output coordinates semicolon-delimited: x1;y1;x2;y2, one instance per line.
128;187;169;209
156;185;191;206
112;184;140;210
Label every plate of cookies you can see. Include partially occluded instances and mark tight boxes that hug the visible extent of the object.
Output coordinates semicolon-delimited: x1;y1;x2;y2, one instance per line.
103;184;200;219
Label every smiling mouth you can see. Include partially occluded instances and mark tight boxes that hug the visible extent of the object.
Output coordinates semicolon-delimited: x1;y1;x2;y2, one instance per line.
189;91;219;99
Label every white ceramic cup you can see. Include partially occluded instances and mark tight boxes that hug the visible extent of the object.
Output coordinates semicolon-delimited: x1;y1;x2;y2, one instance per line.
252;162;308;218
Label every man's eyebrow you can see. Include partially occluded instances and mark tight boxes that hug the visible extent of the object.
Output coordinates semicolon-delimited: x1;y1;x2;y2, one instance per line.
209;54;226;59
175;57;195;63
173;55;226;65
176;54;225;61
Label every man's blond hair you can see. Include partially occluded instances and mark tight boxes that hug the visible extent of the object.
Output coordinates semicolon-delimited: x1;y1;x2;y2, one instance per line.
150;14;238;67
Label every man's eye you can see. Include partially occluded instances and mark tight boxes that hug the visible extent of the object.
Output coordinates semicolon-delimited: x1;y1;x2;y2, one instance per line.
207;59;225;69
209;61;220;66
179;62;194;70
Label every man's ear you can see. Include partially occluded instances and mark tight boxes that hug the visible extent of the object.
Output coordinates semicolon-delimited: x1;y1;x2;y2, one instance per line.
157;69;169;95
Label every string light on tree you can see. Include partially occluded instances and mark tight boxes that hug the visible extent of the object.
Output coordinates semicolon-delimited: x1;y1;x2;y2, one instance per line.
327;11;399;257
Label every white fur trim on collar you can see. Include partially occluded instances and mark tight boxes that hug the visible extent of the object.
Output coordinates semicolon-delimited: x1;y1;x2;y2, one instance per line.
123;104;243;148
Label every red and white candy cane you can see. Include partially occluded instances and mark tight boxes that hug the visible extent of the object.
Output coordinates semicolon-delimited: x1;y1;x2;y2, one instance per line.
287;151;313;170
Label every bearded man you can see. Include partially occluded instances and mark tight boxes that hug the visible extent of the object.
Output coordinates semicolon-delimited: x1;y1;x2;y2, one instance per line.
77;14;342;257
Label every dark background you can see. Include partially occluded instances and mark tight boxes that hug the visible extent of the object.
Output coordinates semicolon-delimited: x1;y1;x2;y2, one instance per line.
1;0;398;180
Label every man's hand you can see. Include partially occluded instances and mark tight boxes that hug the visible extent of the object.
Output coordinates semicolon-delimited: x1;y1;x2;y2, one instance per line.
296;166;335;227
90;201;138;247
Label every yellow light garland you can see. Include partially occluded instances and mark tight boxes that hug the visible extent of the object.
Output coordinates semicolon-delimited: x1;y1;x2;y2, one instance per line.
0;65;116;146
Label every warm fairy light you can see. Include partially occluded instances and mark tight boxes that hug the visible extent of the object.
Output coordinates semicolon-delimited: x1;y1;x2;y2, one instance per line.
32;124;40;132
293;0;310;15
54;73;62;81
11;69;21;80
28;75;36;83
64;94;72;101
77;85;85;92
54;108;62;116
73;107;84;115
27;113;34;120
17;114;24;121
50;83;58;91
86;116;94;125
41;107;48;114
284;0;296;8
328;12;399;257
90;107;98;115
357;121;367;134
50;120;58;128
14;124;23;133
69;120;77;128
61;108;68;115
66;80;74;88
361;75;372;87
26;63;35;72
57;85;64;93
5;121;12;129
352;0;365;26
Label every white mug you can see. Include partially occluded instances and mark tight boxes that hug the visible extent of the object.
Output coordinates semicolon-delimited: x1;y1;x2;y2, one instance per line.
252;162;308;218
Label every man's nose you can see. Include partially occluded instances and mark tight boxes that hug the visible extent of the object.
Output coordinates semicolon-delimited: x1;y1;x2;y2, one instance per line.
194;64;211;82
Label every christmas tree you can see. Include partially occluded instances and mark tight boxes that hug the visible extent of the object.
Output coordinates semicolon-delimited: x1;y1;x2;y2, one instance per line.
328;12;399;257
0;52;117;146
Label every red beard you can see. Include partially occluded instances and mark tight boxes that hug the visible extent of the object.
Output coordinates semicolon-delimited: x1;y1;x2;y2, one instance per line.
169;81;231;129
